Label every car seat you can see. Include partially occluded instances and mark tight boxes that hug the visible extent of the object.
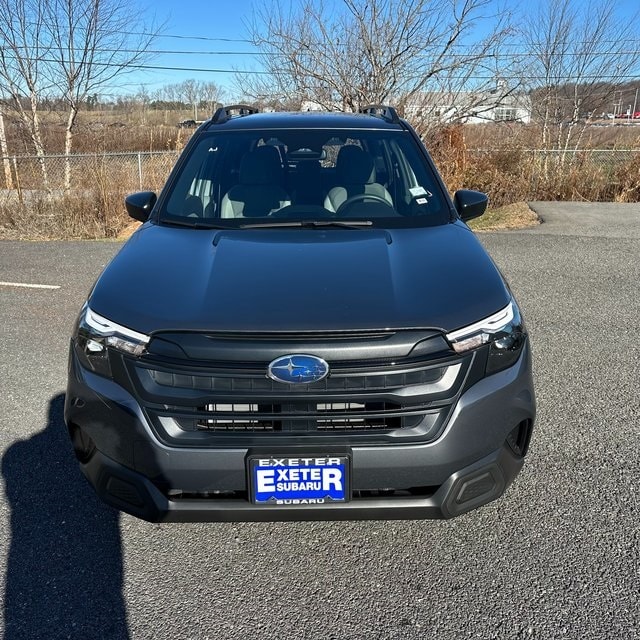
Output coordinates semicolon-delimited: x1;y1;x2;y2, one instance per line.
324;145;393;214
221;146;291;218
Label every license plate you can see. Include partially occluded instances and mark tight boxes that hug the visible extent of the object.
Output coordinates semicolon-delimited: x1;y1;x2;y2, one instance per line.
249;455;350;506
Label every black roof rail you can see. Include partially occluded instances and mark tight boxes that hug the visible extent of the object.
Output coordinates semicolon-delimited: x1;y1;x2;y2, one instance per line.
211;104;259;124
359;105;400;124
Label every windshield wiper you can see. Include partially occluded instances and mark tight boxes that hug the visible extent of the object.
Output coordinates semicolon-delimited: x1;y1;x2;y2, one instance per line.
160;218;231;229
239;220;373;230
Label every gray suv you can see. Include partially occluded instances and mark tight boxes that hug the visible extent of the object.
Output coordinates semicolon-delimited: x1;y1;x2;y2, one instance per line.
65;105;535;522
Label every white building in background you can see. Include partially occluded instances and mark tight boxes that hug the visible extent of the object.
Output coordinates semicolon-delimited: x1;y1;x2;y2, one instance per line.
405;90;532;124
300;91;532;124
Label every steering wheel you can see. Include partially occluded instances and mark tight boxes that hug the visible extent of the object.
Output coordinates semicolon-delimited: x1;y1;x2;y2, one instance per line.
267;205;295;218
335;193;395;216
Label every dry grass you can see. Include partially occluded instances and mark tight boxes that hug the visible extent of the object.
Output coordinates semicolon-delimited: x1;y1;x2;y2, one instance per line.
4;110;193;155
428;124;640;207
0;190;130;240
116;219;141;240
469;202;540;232
462;121;640;151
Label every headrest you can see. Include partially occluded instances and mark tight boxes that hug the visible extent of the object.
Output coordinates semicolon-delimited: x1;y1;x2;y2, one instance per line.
336;145;375;184
240;145;283;185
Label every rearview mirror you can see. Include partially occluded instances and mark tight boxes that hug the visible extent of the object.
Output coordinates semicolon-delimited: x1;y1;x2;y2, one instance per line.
288;148;327;160
125;191;157;222
454;190;488;222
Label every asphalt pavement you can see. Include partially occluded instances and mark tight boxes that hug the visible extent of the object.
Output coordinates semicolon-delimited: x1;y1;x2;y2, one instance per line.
1;203;639;639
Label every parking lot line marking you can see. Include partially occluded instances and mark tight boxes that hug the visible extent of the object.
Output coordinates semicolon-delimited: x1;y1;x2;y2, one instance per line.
0;281;60;290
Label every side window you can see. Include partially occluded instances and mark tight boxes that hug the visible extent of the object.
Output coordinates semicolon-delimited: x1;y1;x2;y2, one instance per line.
167;140;222;218
389;138;442;216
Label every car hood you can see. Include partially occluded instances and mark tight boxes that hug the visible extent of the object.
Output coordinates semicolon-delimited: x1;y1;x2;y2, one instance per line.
89;222;510;335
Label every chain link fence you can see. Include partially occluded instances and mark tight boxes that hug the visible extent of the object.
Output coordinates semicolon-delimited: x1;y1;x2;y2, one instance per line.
0;147;638;239
468;148;639;172
1;147;638;194
0;151;181;239
0;150;180;193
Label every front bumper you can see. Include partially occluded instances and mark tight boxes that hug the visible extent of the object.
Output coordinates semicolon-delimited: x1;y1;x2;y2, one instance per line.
65;343;535;522
79;442;523;522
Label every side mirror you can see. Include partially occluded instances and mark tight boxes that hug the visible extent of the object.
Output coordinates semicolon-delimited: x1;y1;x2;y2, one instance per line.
454;190;488;222
125;191;157;222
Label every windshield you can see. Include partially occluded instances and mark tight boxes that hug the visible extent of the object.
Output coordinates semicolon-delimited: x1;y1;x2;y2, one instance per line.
161;129;449;228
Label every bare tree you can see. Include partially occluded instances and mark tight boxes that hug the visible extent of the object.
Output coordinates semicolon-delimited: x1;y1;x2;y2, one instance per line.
136;86;152;125
155;83;181;109
0;0;52;187
160;80;224;121
178;79;201;120
238;0;517;130
522;0;640;161
199;81;224;118
0;0;158;190
44;0;158;189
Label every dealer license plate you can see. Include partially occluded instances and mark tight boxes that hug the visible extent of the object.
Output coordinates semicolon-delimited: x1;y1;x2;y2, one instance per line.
249;455;350;506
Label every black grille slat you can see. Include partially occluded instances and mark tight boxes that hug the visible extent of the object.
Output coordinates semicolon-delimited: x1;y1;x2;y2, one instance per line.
146;365;448;394
166;402;433;422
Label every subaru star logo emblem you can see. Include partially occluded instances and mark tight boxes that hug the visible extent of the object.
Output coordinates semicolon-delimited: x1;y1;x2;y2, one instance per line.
267;354;330;384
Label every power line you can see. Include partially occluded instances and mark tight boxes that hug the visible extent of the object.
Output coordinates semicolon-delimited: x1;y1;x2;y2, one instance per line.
7;44;640;59
0;57;639;81
8;45;265;56
15;19;640;50
44;23;255;44
0;55;269;74
139;32;253;44
1;58;638;81
100;26;640;50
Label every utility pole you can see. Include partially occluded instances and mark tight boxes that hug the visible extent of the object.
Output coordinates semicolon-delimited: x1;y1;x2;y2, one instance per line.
613;90;622;123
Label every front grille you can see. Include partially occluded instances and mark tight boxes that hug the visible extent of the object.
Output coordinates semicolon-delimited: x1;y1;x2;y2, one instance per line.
125;339;475;446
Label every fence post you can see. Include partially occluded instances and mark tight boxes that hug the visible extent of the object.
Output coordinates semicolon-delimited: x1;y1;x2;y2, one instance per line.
138;152;143;190
12;158;23;203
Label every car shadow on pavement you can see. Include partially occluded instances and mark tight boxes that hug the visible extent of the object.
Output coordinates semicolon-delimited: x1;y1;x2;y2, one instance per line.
2;394;130;640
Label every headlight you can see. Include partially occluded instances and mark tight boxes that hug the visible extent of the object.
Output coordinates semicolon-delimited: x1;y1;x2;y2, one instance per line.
446;301;526;374
74;304;150;376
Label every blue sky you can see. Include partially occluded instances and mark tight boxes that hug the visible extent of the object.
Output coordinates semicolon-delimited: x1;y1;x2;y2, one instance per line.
118;0;640;98
117;0;265;96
